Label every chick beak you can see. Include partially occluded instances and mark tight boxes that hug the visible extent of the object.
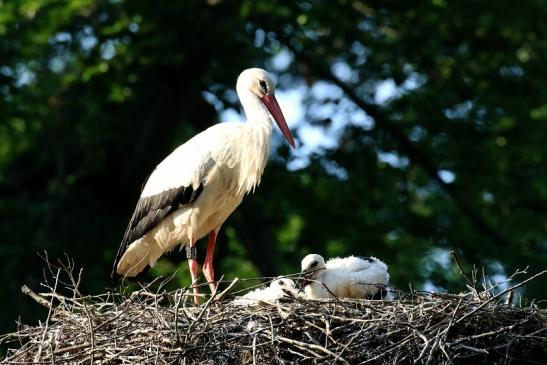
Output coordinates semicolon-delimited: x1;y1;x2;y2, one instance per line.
296;271;315;291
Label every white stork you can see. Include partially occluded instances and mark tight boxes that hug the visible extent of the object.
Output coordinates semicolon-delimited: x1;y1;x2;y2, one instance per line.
232;278;301;306
111;68;295;304
297;254;390;300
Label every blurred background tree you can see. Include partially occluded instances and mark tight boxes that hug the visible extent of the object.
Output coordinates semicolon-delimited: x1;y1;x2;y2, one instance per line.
1;0;546;335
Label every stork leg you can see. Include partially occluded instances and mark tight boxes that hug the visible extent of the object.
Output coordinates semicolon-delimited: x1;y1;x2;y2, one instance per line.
186;239;200;305
202;230;217;294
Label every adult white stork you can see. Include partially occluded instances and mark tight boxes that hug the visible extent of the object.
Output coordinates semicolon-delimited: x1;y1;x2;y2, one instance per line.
111;68;295;304
297;254;390;300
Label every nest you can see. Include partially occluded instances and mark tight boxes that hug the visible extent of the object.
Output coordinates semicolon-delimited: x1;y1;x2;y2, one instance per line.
1;258;546;364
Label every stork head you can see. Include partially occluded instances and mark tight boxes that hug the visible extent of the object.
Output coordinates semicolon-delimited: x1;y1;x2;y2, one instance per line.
270;277;296;291
297;253;326;289
236;68;295;148
270;277;298;299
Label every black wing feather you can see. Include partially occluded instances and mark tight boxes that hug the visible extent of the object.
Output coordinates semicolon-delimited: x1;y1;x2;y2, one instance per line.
356;256;387;300
111;183;204;278
369;287;387;300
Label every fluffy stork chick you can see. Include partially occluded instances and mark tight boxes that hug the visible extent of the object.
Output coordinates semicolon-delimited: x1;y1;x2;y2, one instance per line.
110;68;295;304
232;278;301;306
298;254;390;300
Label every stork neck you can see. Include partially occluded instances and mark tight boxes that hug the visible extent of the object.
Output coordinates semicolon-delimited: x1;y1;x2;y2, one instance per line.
234;91;273;195
239;92;273;130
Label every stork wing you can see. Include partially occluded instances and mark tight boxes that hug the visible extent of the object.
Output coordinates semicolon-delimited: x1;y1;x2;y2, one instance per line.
355;256;375;269
111;134;215;278
111;183;204;278
327;256;380;273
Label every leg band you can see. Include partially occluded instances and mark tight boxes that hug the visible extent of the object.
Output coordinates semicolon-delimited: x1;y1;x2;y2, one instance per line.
186;246;197;260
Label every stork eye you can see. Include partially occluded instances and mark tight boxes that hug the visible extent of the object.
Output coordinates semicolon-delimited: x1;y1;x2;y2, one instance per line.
259;80;268;93
278;280;285;286
310;262;318;269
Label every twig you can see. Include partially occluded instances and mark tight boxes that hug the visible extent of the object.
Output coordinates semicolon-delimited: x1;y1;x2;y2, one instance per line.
449;251;475;291
83;302;95;363
214;276;238;302
456;269;547;323
453;344;489;354
275;335;349;364
34;268;60;363
21;285;51;308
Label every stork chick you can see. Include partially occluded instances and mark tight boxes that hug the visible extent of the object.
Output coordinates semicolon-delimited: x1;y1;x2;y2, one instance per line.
297;254;390;300
232;278;301;306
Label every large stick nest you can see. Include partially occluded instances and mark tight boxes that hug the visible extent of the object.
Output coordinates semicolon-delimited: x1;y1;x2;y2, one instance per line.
1;258;546;364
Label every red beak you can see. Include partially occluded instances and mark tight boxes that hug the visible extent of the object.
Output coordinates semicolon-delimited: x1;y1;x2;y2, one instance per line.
261;94;295;148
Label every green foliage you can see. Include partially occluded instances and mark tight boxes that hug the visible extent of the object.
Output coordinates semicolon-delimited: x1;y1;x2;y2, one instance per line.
1;0;546;336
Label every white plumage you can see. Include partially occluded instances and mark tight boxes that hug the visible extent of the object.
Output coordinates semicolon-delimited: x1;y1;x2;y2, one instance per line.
298;254;390;300
111;68;295;304
232;278;301;306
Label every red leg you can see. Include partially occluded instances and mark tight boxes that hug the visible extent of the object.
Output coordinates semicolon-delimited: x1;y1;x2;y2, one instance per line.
202;230;217;294
187;238;200;305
